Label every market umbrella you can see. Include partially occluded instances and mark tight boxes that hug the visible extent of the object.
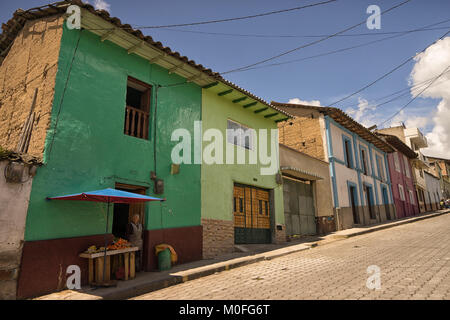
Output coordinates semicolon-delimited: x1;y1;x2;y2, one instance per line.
47;188;165;284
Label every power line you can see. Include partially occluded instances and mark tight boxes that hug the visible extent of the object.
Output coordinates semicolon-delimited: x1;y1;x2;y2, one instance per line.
221;0;412;74
325;28;450;107
221;19;450;74
353;76;449;112
378;64;450;127
340;70;450;110
156;25;450;39
88;0;338;31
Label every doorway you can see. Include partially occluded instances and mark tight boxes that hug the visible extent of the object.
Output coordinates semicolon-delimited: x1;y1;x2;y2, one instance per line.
382;186;391;220
233;184;271;244
364;185;375;220
349;185;359;224
112;183;147;240
283;177;316;237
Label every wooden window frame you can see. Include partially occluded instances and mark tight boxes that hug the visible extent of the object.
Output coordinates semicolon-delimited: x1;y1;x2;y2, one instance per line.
124;77;151;140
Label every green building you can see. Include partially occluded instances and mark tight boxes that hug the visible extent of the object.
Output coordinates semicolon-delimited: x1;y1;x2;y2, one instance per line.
0;2;290;299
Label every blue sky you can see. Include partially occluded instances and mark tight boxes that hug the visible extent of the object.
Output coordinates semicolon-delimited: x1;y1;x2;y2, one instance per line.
1;0;449;156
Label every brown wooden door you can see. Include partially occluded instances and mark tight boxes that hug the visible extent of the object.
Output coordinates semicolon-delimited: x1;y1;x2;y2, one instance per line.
233;184;271;244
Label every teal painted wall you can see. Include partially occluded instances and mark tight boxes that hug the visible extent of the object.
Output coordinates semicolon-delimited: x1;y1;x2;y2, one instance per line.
24;26;201;241
201;89;284;225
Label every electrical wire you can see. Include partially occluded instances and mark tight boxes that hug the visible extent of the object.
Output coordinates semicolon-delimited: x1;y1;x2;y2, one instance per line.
378;63;450;127
156;25;450;39
221;0;412;74
325;28;450;107
131;0;338;29
220;19;450;74
340;71;450;110
86;0;338;31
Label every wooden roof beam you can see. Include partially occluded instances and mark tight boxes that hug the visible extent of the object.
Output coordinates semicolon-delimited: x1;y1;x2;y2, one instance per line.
149;53;167;64
218;89;233;96
168;63;185;74
264;113;279;118
128;40;145;54
202;82;219;89
101;28;116;42
243;102;257;108
254;107;269;114
232;97;247;104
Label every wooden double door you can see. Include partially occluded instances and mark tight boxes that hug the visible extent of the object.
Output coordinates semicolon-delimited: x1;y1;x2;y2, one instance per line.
233;184;271;244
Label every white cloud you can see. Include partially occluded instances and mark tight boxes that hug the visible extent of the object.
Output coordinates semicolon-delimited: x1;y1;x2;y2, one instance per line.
288;98;322;107
409;37;450;158
86;0;111;11
388;110;430;130
345;97;377;128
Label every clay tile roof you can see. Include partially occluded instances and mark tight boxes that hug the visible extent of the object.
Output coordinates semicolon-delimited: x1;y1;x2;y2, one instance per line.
0;0;292;118
271;101;394;153
375;133;417;159
0;148;43;165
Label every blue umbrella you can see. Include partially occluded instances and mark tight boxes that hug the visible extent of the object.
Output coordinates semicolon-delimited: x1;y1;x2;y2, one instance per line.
47;188;165;284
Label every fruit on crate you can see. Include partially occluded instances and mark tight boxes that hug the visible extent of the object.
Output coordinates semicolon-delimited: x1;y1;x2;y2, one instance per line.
107;238;131;250
86;245;97;253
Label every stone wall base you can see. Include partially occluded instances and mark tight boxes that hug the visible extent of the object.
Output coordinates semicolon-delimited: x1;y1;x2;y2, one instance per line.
275;225;286;244
201;218;234;259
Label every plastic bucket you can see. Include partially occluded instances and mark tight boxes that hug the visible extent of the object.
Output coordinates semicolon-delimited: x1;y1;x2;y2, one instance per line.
158;248;171;271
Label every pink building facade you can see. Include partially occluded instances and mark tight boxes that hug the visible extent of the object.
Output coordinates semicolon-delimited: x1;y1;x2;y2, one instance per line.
378;134;420;218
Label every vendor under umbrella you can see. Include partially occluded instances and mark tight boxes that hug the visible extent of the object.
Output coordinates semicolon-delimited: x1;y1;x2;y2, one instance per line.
127;214;143;272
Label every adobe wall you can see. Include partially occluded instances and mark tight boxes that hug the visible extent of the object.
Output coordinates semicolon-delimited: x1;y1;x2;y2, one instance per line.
0;15;64;158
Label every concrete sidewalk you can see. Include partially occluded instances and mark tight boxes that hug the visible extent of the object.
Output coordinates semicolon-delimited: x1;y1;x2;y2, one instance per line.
35;209;449;300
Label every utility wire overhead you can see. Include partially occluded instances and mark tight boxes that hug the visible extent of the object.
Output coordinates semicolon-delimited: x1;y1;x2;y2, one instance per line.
157;25;450;39
222;18;450;74
340;71;450;110
346;76;450;114
128;0;338;29
221;0;412;74
378;64;450;127
325;28;450;107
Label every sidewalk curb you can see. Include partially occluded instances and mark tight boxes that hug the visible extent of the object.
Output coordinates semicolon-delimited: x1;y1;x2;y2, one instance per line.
37;210;449;300
328;210;450;240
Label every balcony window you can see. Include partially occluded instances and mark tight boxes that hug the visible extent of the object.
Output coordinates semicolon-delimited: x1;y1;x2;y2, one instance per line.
124;77;151;140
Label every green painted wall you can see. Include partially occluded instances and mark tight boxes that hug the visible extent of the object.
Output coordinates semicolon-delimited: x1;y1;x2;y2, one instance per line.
201;89;285;225
24;26;201;241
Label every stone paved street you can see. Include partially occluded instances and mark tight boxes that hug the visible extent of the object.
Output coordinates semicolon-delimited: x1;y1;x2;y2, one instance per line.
133;214;450;300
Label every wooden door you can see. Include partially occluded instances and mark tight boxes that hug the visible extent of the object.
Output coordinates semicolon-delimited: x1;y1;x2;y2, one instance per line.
233;184;271;244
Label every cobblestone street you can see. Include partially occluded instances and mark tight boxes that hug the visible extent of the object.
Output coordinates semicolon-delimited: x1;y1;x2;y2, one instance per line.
133;214;450;300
